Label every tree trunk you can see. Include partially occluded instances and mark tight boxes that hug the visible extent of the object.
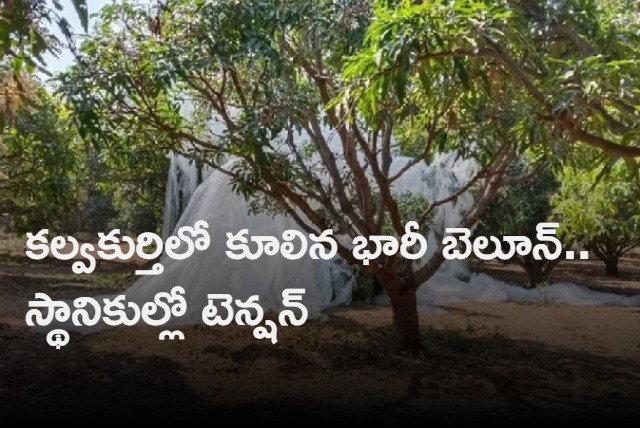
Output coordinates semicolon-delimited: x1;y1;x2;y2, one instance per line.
521;256;545;288
591;245;620;277
381;272;422;353
605;256;619;276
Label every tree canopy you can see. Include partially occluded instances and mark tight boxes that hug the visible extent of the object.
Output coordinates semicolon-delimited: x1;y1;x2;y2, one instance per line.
0;0;88;71
551;161;640;276
347;0;640;160
0;85;85;233
0;0;88;128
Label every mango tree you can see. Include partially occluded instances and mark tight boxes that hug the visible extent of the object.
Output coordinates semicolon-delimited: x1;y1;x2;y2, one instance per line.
551;162;640;276
59;0;640;352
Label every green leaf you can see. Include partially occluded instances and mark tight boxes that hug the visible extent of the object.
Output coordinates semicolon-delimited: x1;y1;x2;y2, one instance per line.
71;0;89;32
453;57;469;89
417;63;430;90
374;48;384;67
394;73;406;103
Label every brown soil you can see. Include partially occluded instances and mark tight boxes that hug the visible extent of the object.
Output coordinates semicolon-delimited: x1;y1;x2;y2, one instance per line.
1;251;640;423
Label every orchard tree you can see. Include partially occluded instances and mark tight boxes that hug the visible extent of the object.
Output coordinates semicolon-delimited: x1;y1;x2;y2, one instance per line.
81;131;169;234
474;161;567;287
59;0;530;352
58;0;640;352
0;1;165;235
79;144;168;235
333;0;640;345
0;85;85;233
551;163;640;276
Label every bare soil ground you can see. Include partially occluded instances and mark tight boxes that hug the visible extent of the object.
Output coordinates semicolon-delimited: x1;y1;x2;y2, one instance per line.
1;238;639;423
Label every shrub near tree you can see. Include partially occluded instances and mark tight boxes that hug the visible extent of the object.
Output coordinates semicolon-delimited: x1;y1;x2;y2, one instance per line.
551;162;640;276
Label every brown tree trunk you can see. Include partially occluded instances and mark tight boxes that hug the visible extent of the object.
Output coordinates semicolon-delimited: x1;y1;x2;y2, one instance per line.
591;245;620;277
605;256;619;276
521;255;545;288
381;271;422;353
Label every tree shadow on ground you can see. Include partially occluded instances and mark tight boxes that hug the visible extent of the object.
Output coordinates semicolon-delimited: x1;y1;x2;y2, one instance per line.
0;323;202;420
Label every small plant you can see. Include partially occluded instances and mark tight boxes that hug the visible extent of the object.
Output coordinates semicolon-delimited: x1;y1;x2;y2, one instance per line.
536;281;555;307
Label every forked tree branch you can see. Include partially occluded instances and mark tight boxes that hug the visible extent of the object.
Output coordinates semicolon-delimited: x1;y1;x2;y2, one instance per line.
412;147;517;286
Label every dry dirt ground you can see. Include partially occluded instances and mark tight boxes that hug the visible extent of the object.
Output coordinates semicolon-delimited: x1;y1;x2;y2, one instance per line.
1;239;639;423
